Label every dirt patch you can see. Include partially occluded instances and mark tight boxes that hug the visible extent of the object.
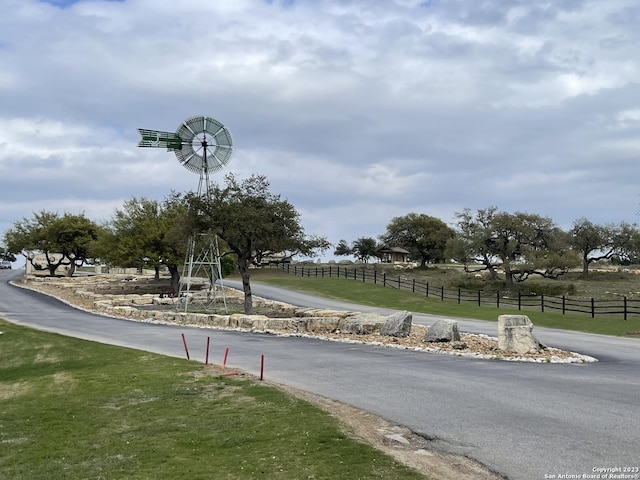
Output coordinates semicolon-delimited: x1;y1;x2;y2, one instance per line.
0;382;32;400
274;382;505;480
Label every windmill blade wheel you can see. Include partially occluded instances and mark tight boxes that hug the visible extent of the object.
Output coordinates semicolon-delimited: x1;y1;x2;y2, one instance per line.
173;115;233;176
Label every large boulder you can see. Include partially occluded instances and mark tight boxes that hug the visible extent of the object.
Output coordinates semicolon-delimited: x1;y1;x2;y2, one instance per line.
339;313;384;334
423;319;461;342
497;315;543;354
381;311;412;337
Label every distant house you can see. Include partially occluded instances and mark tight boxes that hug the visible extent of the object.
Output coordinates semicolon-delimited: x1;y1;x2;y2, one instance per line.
377;246;410;264
253;251;293;266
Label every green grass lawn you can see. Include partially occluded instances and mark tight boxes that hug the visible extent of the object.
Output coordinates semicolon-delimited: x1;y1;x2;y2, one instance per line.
0;319;427;480
242;269;640;337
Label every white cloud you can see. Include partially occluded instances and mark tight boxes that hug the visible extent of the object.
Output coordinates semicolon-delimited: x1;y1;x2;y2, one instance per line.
1;0;640;260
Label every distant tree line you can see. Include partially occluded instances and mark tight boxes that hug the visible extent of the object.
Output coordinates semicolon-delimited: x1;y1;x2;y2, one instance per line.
3;176;640;307
334;209;640;288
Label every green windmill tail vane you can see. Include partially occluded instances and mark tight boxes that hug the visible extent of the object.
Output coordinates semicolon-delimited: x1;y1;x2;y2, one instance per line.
137;128;183;150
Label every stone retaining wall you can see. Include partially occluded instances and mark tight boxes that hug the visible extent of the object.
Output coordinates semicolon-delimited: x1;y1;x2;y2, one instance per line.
23;274;386;334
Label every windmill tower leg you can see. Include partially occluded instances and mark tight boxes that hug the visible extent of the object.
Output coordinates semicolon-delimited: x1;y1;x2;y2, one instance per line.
178;233;228;313
178;235;197;312
178;167;228;313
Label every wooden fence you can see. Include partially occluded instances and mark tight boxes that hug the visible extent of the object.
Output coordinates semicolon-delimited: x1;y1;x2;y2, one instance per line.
273;264;640;319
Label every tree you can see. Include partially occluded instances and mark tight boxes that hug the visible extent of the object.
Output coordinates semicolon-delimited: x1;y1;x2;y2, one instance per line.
351;237;380;263
96;195;190;292
333;237;380;263
3;211;100;276
450;207;579;289
569;218;638;278
189;173;330;314
333;239;352;257
446;207;500;279
381;213;454;267
48;214;102;276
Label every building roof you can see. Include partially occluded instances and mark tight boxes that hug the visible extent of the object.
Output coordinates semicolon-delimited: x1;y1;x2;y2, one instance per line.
377;246;410;254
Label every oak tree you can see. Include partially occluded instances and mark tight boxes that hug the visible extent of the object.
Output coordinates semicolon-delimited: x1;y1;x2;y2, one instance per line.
3;211;100;276
569;218;638;278
381;213;454;267
450;207;579;288
97;195;189;292
189;173;330;314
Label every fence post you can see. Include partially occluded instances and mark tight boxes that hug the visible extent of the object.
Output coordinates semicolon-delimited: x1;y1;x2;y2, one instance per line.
496;291;500;308
441;286;444;301
362;269;365;283
383;273;386;287
426;282;429;298
478;290;481;307
374;270;377;284
562;296;566;315
287;263;290;274
624;296;628;321
457;288;461;304
412;279;416;293
591;298;595;318
398;275;401;289
294;265;297;276
518;292;521;311
541;294;544;312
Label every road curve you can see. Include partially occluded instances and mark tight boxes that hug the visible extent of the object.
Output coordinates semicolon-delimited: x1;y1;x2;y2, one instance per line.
1;270;639;480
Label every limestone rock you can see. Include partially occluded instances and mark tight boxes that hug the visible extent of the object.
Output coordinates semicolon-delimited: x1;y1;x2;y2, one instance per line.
380;311;412;337
339;313;384;334
423;319;460;342
497;315;543;354
305;317;342;334
229;314;268;329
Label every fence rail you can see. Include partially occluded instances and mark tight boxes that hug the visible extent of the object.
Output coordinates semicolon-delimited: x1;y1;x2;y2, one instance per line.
273;264;640;319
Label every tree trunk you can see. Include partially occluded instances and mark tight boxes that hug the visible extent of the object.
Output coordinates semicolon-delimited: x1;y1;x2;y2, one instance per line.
238;256;254;314
581;256;590;280
168;265;180;294
504;264;514;289
154;265;160;281
66;262;76;277
483;256;499;281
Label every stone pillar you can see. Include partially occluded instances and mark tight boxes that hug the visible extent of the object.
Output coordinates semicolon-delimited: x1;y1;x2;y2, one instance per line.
498;315;542;354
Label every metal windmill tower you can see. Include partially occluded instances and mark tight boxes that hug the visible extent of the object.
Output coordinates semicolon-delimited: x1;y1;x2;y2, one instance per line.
138;115;233;312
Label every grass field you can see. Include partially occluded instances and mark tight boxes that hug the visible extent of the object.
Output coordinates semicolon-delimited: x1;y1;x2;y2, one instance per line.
241;268;640;337
0;319;427;480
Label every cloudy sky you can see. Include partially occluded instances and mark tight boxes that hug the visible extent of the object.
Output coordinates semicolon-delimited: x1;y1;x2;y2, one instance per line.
1;0;640;261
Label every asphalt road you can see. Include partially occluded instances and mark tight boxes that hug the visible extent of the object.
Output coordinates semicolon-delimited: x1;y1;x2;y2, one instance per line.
1;270;639;480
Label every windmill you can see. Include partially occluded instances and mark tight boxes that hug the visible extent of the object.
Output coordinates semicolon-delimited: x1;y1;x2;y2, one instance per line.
138;115;233;312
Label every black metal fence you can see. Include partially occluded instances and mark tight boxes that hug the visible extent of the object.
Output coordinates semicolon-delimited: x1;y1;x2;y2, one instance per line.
273;264;640;319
